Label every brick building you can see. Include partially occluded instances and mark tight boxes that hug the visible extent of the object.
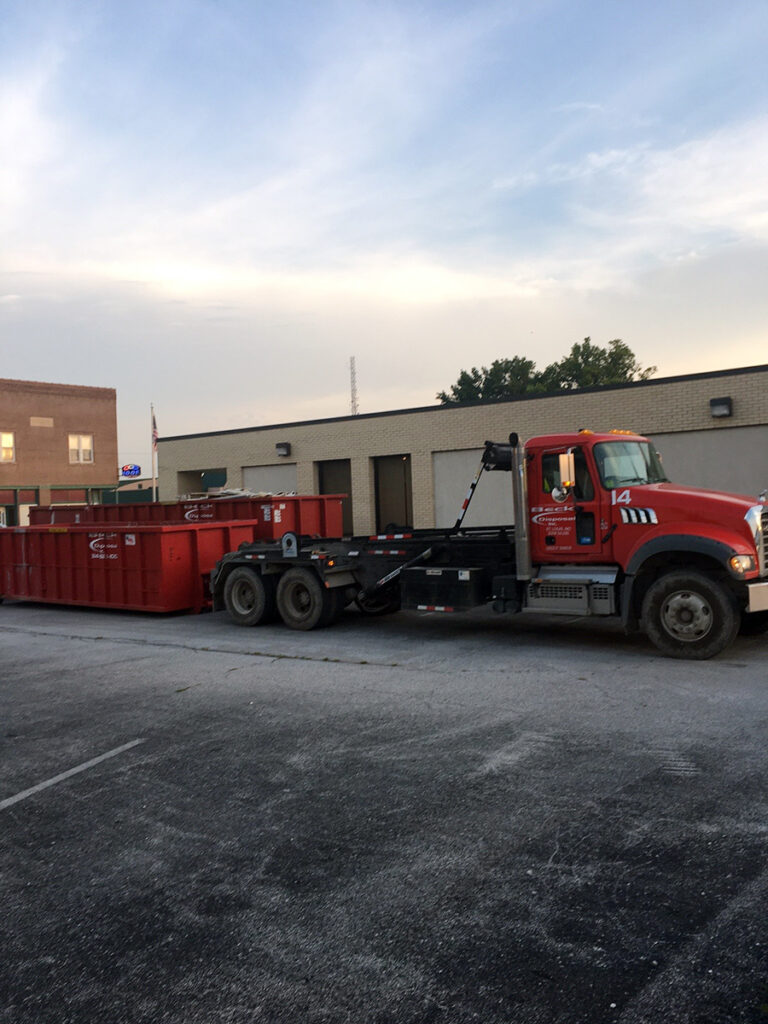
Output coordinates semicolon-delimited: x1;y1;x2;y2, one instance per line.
158;364;768;535
0;378;118;525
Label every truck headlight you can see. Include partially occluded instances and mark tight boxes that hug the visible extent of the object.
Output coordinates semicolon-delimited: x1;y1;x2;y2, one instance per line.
729;554;756;576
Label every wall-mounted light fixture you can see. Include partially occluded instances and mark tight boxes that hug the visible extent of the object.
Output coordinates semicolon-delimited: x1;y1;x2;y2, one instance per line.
275;442;292;457
709;397;733;418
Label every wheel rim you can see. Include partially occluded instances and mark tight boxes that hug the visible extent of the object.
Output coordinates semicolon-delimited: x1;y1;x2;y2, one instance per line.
231;580;256;615
660;589;713;642
286;581;312;618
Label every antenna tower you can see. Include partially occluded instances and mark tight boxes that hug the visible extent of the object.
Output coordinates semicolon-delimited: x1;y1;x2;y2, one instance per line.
350;356;359;415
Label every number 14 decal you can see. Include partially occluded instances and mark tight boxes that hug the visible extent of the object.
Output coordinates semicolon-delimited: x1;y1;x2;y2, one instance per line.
612;489;632;505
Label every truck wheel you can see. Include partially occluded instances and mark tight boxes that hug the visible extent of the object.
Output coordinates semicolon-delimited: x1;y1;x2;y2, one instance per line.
223;567;276;627
276;567;334;630
641;571;739;659
739;610;768;636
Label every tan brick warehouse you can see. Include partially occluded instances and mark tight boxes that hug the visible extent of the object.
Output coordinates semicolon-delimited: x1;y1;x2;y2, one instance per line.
158;364;768;535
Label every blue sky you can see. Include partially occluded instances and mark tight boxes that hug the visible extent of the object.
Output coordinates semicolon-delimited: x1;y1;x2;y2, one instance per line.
2;0;767;469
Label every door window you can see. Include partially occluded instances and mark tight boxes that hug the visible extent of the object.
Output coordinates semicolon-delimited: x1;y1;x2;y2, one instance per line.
541;449;594;501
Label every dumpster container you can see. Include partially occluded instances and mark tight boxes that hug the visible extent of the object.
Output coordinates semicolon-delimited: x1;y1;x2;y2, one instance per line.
29;495;345;536
252;496;345;538
0;520;264;613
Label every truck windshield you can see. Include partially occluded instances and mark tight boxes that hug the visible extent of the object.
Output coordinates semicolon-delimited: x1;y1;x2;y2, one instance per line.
593;441;668;488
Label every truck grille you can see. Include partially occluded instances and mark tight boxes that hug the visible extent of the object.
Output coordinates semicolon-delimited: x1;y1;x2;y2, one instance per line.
762;508;768;575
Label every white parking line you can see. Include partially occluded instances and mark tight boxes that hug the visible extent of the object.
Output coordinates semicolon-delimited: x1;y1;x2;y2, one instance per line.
0;739;145;811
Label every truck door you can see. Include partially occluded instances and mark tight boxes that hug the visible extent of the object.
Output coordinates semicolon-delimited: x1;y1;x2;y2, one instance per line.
528;446;605;562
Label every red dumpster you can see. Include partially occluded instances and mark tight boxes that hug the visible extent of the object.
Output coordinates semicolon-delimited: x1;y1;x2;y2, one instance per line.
0;520;264;613
28;495;345;536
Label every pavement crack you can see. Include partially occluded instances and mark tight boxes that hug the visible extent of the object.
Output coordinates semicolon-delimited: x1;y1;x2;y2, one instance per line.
0;624;397;670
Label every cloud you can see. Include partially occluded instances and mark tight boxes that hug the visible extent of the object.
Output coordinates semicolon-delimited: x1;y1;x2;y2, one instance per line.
637;119;768;241
492;117;768;276
0;53;63;229
2;6;767;345
551;101;604;114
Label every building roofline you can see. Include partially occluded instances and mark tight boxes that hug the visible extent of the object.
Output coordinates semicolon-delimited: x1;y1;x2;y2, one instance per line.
160;362;768;444
0;377;116;398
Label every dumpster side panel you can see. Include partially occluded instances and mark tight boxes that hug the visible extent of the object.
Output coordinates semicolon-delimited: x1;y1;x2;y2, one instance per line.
0;522;263;613
27;496;345;535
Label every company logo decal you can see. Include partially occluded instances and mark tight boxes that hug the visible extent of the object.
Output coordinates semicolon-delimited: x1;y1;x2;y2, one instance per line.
620;507;658;524
183;504;214;521
531;505;575;526
88;533;119;560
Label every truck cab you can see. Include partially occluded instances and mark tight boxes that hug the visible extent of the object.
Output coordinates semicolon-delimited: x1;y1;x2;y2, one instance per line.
519;430;768;656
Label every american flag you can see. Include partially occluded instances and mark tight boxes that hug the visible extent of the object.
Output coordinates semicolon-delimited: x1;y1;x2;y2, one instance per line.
152;411;158;452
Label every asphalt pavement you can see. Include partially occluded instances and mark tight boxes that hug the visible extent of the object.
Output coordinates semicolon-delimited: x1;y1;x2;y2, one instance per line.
1;600;767;1023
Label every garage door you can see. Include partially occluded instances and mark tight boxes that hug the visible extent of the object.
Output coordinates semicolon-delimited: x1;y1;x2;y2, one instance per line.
433;449;515;528
242;464;298;494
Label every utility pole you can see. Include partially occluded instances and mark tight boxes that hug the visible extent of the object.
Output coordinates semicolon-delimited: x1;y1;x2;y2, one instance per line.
350;356;359;415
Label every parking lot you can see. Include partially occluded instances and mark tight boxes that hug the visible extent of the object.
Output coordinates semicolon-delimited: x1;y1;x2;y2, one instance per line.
1;600;767;1024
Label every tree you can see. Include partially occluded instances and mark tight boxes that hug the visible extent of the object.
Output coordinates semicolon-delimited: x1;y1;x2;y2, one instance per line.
436;356;538;404
437;339;656;404
546;338;657;390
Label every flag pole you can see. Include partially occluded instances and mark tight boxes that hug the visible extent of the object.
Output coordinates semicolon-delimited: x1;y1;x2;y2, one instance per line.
151;403;158;502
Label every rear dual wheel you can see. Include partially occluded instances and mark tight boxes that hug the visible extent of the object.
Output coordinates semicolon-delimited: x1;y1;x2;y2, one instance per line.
223;567;277;627
275;567;342;630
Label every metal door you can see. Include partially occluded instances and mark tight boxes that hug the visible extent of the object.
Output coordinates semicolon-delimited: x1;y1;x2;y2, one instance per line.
528;446;604;562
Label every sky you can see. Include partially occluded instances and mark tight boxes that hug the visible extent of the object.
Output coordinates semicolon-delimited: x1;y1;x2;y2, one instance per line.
2;0;768;472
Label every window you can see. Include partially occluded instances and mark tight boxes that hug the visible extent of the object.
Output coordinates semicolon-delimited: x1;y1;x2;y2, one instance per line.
542;449;594;501
593;441;667;488
69;434;94;464
1;432;14;462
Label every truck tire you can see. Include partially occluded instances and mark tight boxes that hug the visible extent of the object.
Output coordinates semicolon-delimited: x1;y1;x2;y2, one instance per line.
641;570;739;659
223;567;276;627
276;567;335;630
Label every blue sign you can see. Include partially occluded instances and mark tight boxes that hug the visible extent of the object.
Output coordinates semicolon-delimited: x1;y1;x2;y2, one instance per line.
121;464;141;477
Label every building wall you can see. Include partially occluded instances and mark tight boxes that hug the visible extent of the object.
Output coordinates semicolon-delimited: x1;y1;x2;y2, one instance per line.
648;425;768;496
0;378;118;523
158;365;768;533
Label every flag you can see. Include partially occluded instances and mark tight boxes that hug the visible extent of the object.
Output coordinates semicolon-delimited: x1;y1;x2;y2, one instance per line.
152;411;158;452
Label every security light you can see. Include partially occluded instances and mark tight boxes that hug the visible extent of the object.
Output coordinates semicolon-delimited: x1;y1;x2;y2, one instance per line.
709;397;733;418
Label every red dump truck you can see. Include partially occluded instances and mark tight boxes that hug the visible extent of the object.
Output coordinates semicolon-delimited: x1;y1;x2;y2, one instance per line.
211;430;768;659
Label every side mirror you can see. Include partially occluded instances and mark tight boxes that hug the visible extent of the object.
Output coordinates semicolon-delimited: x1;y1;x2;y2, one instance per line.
551;451;576;503
559;450;576;488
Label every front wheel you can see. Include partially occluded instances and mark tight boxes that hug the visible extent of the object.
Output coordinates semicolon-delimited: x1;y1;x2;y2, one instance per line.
641;571;739;659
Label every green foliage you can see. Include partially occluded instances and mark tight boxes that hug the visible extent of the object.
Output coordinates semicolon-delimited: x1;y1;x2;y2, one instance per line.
437;338;656;404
